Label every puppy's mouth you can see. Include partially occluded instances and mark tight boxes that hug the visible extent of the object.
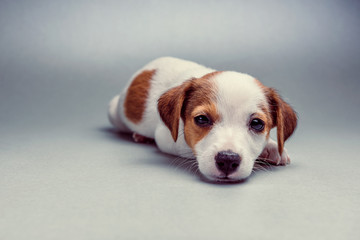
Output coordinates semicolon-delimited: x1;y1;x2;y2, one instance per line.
201;174;245;184
215;176;242;183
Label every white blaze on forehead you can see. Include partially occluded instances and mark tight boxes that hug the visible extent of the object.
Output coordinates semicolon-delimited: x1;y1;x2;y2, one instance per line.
213;71;266;123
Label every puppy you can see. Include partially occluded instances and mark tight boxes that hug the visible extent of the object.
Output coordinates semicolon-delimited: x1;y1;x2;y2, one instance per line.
108;57;297;182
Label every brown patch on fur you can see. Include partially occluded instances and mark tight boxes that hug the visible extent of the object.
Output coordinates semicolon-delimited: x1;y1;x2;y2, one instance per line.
184;103;220;151
251;111;271;138
124;69;156;124
265;88;297;155
256;104;273;139
157;82;190;141
255;79;297;154
157;71;222;146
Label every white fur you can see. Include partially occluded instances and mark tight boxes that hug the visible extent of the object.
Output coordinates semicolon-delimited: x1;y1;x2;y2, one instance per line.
194;72;269;181
108;57;288;182
109;57;214;139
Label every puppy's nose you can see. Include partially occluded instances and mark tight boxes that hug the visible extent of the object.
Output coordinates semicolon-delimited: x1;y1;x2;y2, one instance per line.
215;151;241;176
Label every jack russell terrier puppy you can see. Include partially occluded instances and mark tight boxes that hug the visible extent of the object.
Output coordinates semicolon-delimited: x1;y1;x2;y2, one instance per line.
108;57;297;182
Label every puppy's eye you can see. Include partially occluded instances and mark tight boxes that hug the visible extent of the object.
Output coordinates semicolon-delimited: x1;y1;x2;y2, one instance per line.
250;118;265;131
194;115;212;127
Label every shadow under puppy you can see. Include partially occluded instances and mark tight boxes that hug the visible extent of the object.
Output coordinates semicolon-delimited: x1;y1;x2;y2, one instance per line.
108;57;297;182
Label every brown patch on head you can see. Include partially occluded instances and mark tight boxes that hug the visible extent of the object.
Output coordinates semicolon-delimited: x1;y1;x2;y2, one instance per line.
254;78;298;154
124;69;156;124
255;104;273;138
183;102;220;151
265;88;297;154
254;79;275;138
251;110;272;138
157;71;222;151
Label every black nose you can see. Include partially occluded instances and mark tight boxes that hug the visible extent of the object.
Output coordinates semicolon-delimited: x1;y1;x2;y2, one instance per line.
215;151;241;176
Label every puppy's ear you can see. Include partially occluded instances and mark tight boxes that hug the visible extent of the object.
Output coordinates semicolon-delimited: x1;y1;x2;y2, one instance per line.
265;88;297;155
157;80;192;142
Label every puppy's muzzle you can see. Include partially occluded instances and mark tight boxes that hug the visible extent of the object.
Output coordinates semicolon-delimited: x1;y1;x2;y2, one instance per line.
215;150;241;176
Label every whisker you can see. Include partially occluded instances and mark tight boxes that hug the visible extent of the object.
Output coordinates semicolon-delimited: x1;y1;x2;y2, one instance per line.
253;164;270;173
254;158;274;173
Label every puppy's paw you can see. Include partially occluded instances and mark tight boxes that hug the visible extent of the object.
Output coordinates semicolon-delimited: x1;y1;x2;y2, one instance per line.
258;139;290;166
132;132;155;144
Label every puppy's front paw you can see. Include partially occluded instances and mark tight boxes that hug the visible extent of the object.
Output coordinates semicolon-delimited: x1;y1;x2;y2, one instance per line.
258;139;290;165
132;132;155;144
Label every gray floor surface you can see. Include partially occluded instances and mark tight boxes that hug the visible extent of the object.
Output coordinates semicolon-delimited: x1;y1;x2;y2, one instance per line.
1;1;359;239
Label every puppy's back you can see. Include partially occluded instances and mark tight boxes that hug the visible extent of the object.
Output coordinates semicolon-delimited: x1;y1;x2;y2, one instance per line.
109;57;214;138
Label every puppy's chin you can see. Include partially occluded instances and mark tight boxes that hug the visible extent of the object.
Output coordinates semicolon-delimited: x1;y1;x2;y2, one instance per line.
199;171;251;184
200;174;248;184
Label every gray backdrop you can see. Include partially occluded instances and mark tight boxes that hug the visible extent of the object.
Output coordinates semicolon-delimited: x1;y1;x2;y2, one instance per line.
1;0;359;239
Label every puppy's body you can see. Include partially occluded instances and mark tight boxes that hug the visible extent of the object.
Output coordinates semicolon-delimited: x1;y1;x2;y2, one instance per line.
108;57;297;182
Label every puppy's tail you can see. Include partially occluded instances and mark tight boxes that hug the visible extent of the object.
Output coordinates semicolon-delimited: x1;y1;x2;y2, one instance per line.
108;94;131;132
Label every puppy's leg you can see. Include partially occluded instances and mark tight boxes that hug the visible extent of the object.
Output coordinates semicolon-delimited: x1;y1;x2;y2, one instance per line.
132;132;154;144
258;138;290;165
108;94;131;133
154;124;178;155
154;123;194;159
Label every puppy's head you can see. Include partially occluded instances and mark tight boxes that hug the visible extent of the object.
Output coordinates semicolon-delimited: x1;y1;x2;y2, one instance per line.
158;71;297;182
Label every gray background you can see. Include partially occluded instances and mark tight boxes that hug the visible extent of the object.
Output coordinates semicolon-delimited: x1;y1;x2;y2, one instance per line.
1;0;359;239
